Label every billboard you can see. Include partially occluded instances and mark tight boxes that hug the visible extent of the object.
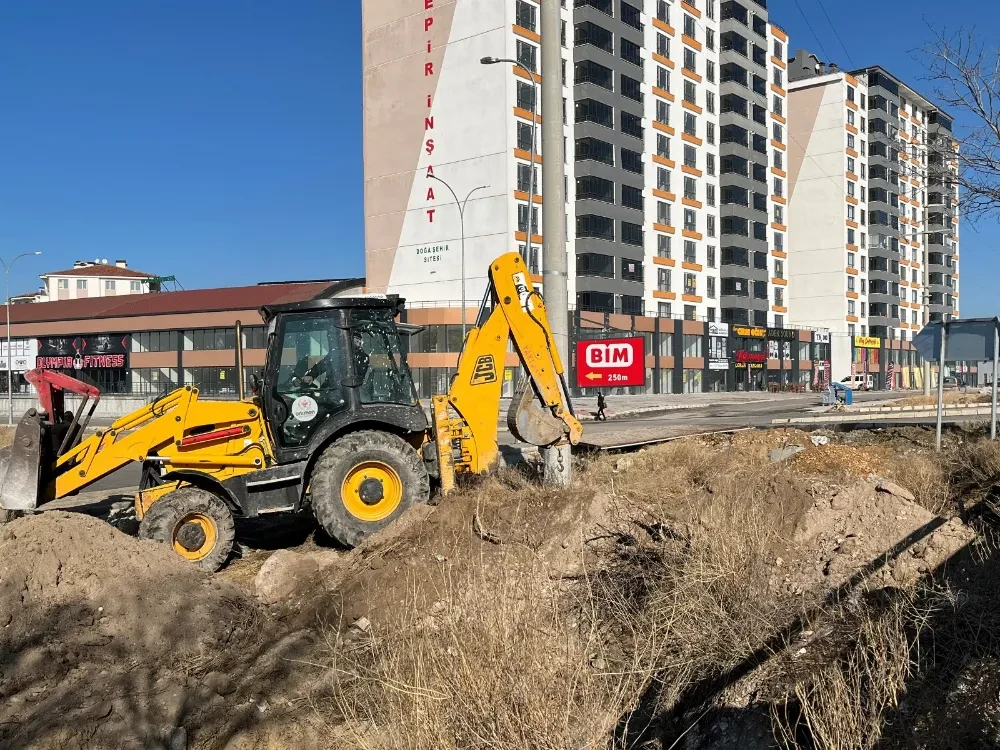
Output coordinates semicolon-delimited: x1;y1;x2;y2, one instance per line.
576;337;646;387
37;335;129;370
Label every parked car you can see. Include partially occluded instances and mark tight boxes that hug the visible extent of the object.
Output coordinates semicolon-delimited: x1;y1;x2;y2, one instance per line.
840;374;874;390
942;376;960;389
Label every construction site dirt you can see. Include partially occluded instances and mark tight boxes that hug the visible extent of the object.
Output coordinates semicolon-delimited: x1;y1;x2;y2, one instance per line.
3;423;1000;749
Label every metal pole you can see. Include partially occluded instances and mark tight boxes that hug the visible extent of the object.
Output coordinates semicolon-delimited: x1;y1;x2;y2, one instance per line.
427;174;487;341
235;319;245;401
992;325;998;440
6;269;10;425
540;0;571;487
922;229;933;395
1;252;41;425
935;320;947;452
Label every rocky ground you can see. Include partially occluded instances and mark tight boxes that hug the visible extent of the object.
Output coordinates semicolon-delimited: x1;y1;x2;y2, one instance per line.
1;425;999;749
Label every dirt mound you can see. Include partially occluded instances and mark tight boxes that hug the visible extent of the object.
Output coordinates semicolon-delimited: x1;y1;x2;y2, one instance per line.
0;512;311;749
779;478;975;595
790;443;891;477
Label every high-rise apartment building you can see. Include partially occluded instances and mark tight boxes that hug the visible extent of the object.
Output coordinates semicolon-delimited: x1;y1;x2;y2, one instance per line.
362;0;790;333
786;51;959;341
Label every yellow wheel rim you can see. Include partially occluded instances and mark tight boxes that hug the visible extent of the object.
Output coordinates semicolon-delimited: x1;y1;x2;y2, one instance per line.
171;513;218;561
341;461;403;522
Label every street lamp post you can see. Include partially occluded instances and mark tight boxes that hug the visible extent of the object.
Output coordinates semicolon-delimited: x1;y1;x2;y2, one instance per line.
481;56;539;267
426;175;488;341
0;252;42;424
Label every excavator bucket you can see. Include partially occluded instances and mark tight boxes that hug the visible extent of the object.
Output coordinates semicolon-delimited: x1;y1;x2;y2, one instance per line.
0;408;43;511
506;376;569;447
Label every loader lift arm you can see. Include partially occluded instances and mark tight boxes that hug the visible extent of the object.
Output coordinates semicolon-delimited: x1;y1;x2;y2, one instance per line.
0;372;270;512
431;252;581;492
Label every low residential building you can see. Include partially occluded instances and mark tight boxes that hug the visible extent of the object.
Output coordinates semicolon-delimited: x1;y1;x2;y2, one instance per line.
24;259;157;303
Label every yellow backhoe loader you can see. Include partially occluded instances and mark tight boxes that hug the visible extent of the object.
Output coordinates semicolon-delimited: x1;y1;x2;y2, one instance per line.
0;253;581;570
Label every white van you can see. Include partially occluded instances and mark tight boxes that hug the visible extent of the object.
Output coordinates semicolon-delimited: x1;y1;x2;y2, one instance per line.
840;374;874;390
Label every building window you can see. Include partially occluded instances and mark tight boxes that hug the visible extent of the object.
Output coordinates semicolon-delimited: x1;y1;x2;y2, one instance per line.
658;268;671;291
76;279;87;290
707;153;716;176
684;145;697;168
774;259;784;279
683;47;697;72
684;240;697;263
848;252;856;268
847;156;855;173
132;331;180;353
515;0;537;32
183;328;237;351
684;273;697;296
683;112;697;136
706;184;716;206
129;280;142;292
848;299;856;316
707;276;716;299
706;28;715;50
516;40;537;72
848;276;856;292
683;209;697;232
517;122;534;152
105;280;115;291
657;234;671;258
684;80;697;104
657;201;671;225
707;246;716;268
57;279;69;290
516;81;536;112
707;122;716;145
683;14;696;38
706;60;716;83
707;215;716;237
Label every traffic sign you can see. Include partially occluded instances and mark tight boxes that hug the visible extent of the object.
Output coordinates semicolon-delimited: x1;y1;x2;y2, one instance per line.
576;337;645;387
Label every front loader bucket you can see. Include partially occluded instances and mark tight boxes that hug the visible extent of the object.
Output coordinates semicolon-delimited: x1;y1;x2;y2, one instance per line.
0;409;43;511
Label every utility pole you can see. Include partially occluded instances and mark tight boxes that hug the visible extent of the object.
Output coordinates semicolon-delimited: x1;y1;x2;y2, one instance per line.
539;0;572;487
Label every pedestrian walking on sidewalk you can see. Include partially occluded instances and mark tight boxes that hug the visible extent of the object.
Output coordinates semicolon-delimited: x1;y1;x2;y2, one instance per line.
596;391;607;421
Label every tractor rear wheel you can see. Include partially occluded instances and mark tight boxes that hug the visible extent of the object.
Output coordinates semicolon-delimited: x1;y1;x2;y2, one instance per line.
139;486;236;572
310;430;430;548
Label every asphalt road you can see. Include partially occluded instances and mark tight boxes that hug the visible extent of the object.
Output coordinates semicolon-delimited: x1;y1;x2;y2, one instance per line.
86;391;900;493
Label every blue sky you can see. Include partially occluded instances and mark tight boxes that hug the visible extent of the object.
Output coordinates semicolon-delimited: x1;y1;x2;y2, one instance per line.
0;1;994;315
0;0;363;295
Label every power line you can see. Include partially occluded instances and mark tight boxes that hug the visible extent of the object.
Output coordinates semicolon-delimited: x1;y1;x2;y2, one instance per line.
791;0;832;63
815;0;857;69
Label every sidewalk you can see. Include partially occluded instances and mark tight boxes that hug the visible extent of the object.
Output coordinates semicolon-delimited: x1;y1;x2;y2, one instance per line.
422;390;818;423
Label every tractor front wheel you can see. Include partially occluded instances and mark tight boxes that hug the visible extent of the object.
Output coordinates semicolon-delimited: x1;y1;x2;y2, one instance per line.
139;487;236;572
310;431;430;548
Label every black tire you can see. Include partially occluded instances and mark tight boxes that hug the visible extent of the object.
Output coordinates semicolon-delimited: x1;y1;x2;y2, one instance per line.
138;486;236;572
310;430;430;548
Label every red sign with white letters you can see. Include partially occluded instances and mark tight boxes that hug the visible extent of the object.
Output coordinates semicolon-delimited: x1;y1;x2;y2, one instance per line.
576;337;646;387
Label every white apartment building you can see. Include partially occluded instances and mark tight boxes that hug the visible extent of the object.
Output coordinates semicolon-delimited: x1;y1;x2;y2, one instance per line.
362;0;790;331
16;260;157;303
787;52;959;342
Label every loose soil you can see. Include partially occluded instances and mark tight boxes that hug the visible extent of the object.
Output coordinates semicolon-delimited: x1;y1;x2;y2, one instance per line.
0;425;997;749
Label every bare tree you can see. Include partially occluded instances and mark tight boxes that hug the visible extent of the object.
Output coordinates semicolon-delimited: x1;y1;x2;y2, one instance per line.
919;26;1000;219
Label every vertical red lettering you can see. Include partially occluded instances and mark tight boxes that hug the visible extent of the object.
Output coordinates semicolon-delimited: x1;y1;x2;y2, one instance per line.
425;138;435;155
427;40;432;53
593;349;604;363
427;208;436;222
426;94;432;108
425;62;434;76
426;187;435;200
424;16;433;31
425;116;434;130
424;0;434;8
426;165;435;176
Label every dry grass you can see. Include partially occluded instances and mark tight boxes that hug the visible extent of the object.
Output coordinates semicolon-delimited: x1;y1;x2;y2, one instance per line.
323;553;623;750
772;588;935;750
893;392;988;408
315;434;996;749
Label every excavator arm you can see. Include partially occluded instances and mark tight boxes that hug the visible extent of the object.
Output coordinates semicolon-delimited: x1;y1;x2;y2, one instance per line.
431;252;581;492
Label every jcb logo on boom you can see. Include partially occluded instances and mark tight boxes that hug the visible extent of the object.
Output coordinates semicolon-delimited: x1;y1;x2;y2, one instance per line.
470;355;497;385
585;343;633;368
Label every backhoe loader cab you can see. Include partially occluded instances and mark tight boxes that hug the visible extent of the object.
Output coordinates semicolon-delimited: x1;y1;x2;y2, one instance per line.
258;296;428;460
